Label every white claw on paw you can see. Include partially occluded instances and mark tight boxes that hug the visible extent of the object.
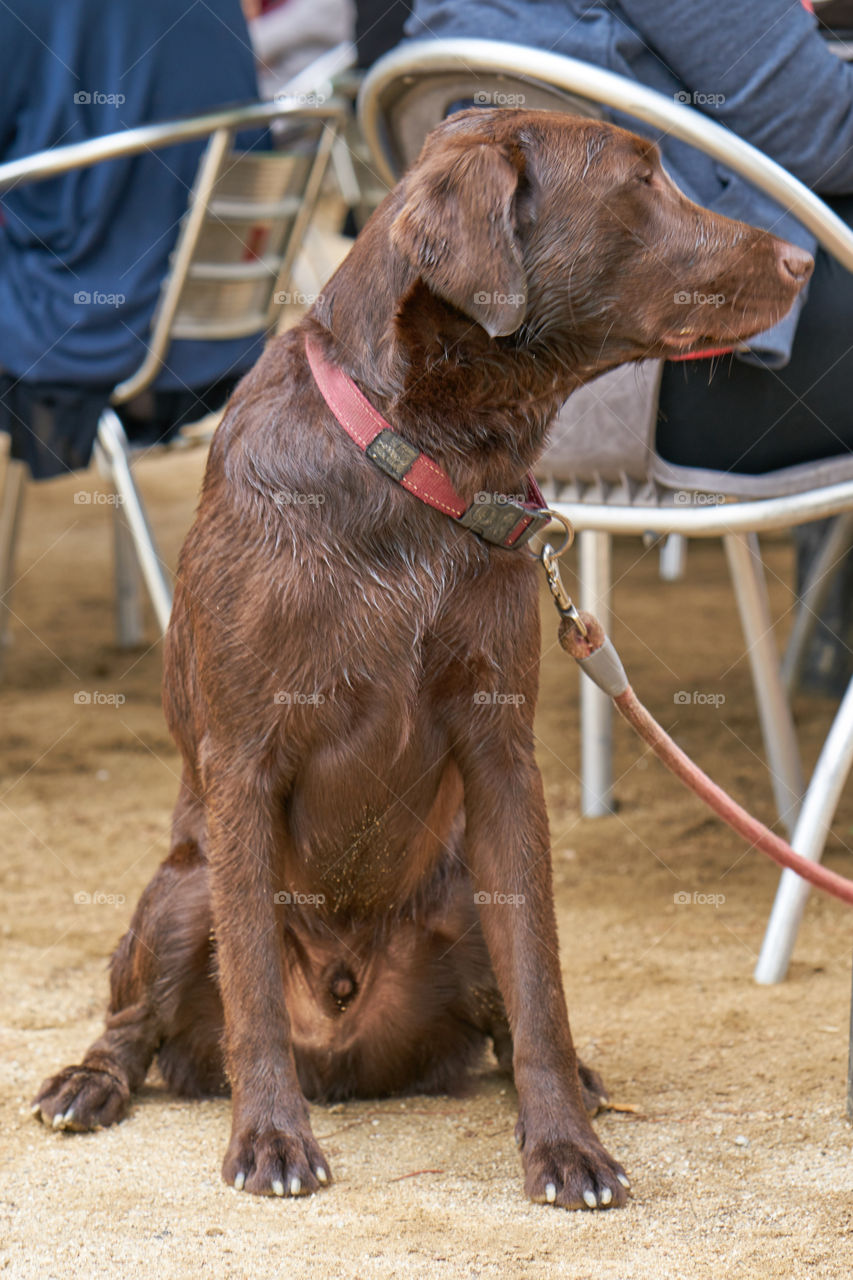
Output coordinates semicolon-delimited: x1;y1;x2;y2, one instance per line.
52;1112;65;1130
272;1179;285;1197
600;1187;612;1206
30;1104;42;1118
315;1167;328;1184
233;1172;246;1191
514;1131;523;1149
583;1189;598;1209
289;1177;301;1196
545;1182;557;1204
62;1109;75;1127
617;1173;630;1189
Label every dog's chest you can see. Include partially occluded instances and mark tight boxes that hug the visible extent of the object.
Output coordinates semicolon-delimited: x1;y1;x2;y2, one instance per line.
285;731;462;914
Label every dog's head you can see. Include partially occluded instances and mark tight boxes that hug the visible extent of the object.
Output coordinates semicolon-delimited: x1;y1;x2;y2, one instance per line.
389;108;812;365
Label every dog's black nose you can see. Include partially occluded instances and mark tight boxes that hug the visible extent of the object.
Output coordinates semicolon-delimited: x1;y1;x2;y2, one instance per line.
329;967;357;1009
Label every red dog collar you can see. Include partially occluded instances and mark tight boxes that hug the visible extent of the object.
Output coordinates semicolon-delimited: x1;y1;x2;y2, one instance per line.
305;334;551;550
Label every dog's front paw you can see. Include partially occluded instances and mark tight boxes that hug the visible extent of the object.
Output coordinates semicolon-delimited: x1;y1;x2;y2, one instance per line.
223;1122;332;1197
32;1065;130;1131
519;1126;630;1210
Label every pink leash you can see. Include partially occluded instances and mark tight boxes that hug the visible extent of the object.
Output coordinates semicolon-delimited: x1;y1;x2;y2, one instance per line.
553;605;853;907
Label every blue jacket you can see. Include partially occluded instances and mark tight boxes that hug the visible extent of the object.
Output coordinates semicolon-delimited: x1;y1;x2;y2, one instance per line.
407;0;853;365
0;0;264;388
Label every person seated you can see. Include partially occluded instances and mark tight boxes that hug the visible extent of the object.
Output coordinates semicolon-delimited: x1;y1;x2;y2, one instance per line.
406;0;853;693
0;0;265;479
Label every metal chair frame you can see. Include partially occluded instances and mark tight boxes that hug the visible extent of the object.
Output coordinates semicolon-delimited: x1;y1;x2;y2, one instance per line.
0;97;345;646
358;38;853;983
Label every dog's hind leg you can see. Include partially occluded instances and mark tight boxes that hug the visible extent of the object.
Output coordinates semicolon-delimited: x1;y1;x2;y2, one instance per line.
32;771;218;1130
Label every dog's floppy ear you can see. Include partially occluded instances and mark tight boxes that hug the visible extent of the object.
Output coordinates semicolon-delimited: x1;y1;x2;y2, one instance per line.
390;140;527;338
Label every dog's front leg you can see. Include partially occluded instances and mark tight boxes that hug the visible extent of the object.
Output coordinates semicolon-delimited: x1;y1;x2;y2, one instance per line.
455;734;629;1210
206;775;330;1197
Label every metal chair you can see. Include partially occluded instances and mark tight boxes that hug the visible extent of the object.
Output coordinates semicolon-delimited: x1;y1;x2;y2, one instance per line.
357;37;853;982
0;96;345;650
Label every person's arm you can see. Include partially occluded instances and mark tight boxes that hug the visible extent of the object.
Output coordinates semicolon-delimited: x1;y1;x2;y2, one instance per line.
618;0;853;192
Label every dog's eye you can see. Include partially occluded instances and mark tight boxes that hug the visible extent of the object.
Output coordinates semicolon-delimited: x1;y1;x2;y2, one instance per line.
635;171;654;187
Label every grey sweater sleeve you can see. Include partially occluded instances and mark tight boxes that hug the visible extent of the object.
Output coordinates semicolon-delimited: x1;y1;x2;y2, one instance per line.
616;0;853;193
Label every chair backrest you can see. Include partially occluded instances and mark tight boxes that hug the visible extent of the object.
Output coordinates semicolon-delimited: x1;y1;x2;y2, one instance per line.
0;99;345;406
357;39;853;500
363;67;601;178
113;109;342;403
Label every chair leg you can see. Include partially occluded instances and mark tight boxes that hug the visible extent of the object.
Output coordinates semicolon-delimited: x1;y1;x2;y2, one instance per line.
95;409;173;635
659;532;687;582
0;457;27;665
781;511;853;697
579;529;614;816
754;672;853;984
113;500;145;648
723;531;804;835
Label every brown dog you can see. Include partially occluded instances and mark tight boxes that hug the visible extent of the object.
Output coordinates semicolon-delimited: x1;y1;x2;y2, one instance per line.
33;109;811;1210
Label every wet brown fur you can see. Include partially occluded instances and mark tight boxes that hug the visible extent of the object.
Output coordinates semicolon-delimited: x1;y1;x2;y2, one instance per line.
33;109;811;1208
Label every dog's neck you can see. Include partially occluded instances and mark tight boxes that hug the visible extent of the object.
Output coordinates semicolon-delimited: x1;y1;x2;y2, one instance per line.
311;244;613;502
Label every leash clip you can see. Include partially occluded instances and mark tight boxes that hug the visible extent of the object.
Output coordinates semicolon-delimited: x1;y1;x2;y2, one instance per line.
540;543;588;639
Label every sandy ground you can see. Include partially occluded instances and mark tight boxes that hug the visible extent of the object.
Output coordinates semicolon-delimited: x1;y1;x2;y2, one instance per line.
2;446;853;1280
